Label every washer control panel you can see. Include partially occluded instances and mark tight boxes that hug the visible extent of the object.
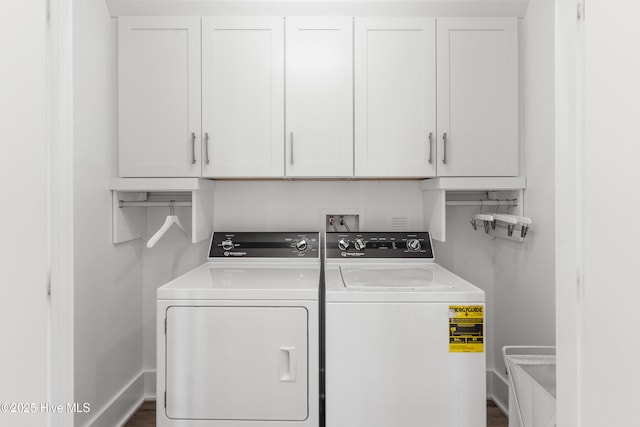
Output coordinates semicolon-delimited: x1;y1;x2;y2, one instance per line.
325;232;434;259
210;232;319;258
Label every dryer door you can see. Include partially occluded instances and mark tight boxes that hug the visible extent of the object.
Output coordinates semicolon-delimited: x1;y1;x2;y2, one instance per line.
165;306;308;421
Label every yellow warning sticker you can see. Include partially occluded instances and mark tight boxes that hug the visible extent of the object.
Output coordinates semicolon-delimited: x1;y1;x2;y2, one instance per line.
449;305;484;353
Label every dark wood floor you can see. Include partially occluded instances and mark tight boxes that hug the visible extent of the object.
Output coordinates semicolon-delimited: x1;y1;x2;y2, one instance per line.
124;400;508;426
124;401;155;427
487;400;508;427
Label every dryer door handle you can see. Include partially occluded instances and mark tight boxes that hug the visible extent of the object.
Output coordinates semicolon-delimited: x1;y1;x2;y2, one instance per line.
279;347;297;382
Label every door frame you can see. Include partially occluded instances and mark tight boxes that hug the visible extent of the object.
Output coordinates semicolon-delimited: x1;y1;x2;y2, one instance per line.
48;0;75;425
554;0;584;425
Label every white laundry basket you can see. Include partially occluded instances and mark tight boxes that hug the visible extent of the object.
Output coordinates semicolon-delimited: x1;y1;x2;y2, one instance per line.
502;346;556;427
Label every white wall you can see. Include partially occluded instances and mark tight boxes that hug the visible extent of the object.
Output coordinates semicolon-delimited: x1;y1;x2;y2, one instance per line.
492;0;556;406
73;0;145;425
582;1;640;424
212;181;424;231
0;1;49;426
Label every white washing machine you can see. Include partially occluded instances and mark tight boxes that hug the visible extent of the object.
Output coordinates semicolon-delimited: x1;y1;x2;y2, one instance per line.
157;232;320;427
324;232;486;427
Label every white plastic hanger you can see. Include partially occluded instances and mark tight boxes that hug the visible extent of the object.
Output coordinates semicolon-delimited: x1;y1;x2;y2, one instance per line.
146;201;189;248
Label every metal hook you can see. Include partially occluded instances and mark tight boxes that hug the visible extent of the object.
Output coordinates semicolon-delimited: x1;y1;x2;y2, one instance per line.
169;200;175;216
491;200;498;229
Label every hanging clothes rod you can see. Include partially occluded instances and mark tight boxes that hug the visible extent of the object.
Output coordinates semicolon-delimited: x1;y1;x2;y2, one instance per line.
446;200;518;207
119;201;192;208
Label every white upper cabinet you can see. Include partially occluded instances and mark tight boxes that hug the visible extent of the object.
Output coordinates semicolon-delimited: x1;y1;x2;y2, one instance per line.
285;17;353;177
201;18;285;177
354;18;437;178
119;17;202;177
118;16;519;179
436;18;518;176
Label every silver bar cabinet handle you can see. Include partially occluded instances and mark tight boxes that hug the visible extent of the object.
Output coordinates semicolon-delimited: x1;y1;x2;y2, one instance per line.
191;132;196;165
442;132;448;164
428;132;433;164
204;132;210;164
290;132;294;165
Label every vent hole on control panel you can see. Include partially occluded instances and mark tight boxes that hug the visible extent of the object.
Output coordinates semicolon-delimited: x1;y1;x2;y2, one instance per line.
390;217;408;231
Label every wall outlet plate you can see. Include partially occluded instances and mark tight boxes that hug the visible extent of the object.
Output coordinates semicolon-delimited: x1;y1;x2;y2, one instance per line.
320;208;365;233
325;214;359;233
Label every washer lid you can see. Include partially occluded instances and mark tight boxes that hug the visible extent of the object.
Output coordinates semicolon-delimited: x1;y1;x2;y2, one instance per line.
325;262;485;303
340;266;453;290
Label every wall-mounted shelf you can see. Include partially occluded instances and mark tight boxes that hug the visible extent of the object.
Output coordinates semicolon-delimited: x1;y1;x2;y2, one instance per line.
110;178;216;244
420;177;526;242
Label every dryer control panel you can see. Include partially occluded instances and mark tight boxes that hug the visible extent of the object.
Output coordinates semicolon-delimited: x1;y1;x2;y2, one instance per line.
325;232;434;259
210;232;319;258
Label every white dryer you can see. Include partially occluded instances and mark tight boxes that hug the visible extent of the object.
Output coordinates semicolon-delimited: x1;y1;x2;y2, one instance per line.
324;232;486;427
157;232;320;427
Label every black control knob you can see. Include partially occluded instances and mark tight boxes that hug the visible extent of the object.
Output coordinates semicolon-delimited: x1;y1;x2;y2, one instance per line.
354;238;366;251
406;239;421;252
338;239;350;251
295;239;308;252
221;239;234;251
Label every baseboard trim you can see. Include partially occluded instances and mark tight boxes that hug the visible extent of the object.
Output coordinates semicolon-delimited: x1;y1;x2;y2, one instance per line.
84;371;146;427
87;369;502;426
143;370;156;399
487;369;509;415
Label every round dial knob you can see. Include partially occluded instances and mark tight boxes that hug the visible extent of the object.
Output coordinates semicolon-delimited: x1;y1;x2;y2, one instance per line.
295;239;308;252
353;238;366;251
406;239;421;252
221;239;234;251
337;239;350;251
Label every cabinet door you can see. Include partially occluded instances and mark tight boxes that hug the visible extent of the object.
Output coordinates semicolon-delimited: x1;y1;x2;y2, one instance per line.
354;18;437;178
436;18;518;176
201;18;284;177
165;306;308;421
118;17;201;177
286;17;353;177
